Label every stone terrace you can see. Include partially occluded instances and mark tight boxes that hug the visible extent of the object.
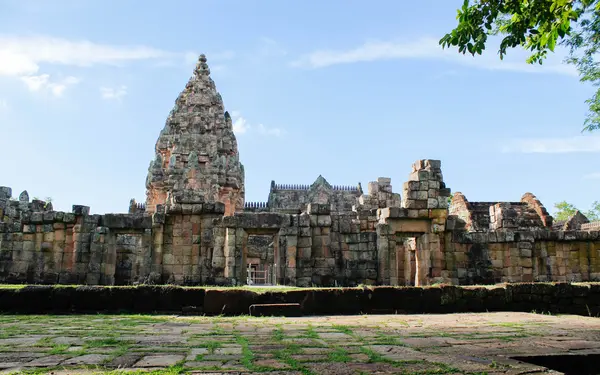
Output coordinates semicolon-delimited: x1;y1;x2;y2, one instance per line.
0;313;599;374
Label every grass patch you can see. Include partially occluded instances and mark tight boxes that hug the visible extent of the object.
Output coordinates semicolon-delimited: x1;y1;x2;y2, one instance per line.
199;340;222;354
84;338;126;348
332;325;354;335
304;325;319;339
328;347;351;363
235;334;260;371
370;335;405;346
272;345;317;375
360;346;386;363
34;337;55;347
272;326;285;341
48;344;70;355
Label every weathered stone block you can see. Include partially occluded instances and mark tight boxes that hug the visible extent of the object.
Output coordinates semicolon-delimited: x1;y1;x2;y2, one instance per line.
306;203;331;215
297;237;311;247
0;186;11;200
378;207;408;220
72;205;90;216
427;198;439;209
317;215;331;227
30;212;43;224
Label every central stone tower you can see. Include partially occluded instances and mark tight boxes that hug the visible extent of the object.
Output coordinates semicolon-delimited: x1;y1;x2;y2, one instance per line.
145;55;245;215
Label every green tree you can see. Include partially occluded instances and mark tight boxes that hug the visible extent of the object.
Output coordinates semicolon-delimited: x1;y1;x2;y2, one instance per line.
440;0;600;131
553;200;579;221
585;200;600;220
553;200;600;221
447;193;454;207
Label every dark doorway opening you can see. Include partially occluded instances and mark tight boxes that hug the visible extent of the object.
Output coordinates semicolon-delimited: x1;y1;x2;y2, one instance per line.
511;354;600;375
246;234;276;285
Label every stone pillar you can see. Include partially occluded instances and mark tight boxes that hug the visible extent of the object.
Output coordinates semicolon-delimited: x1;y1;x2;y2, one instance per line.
59;213;76;284
375;223;390;285
136;228;153;282
392;239;405;286
274;233;282;283
181;212;194;284
198;202;226;284
415;233;431;286
308;204;332;286
165;210;184;284
429;234;444;280
518;231;535;282
442;232;459;284
235;228;247;285
100;230;116;285
52;218;66;283
71;206;91;283
282;226;298;285
211;226;226;284
224;227;236;283
404;239;416;285
151;209;165;282
33;219;43;282
191;212;203;283
87;227;108;284
296;212;312;287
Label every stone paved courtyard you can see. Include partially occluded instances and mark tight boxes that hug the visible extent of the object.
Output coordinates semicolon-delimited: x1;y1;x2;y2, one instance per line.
0;312;599;374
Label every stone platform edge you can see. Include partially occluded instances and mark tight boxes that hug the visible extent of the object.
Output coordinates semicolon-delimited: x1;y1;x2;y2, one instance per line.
0;283;599;316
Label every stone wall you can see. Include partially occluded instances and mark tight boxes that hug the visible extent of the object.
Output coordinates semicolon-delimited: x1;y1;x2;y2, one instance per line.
1;283;599;317
267;177;362;213
3;157;599;287
2;54;600;287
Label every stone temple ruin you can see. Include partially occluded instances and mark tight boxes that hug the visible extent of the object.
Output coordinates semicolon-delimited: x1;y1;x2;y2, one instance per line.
1;55;600;287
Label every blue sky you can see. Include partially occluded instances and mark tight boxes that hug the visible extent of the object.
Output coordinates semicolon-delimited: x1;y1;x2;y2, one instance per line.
0;0;598;216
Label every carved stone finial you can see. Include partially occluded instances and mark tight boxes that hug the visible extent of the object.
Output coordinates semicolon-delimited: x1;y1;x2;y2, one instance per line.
199;54;207;63
19;190;29;202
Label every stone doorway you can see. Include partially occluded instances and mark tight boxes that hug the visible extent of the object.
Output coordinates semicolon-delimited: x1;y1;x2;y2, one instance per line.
246;234;276;285
395;235;418;286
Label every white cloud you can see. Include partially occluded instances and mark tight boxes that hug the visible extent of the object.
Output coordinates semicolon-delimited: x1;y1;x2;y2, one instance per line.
0;34;220;97
230;111;283;137
257;123;283;137
232;116;250;134
502;135;600;153
0;99;7;111
583;172;600;179
292;37;577;76
0;49;39;76
100;85;127;101
0;35;172;76
20;74;80;96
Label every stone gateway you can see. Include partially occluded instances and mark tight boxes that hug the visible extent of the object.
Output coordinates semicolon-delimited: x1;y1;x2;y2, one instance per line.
1;55;599;286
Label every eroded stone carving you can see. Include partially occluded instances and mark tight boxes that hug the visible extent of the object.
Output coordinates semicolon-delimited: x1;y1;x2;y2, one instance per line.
145;54;244;216
19;190;29;202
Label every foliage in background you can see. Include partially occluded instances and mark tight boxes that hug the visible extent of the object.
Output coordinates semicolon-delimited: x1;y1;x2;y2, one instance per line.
553;200;600;221
440;0;600;132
